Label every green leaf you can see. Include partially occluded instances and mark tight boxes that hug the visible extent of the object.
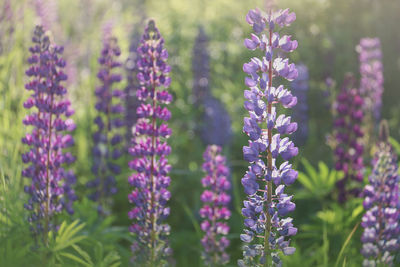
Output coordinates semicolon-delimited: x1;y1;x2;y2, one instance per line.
59;252;92;267
334;223;359;267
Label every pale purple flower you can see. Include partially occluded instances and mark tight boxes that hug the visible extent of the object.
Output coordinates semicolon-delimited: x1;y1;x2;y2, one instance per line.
361;121;400;266
239;8;298;267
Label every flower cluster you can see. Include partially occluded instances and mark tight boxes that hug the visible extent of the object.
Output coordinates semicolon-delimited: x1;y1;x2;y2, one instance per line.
22;26;76;240
361;121;400;266
199;145;231;266
86;35;124;213
192;26;232;146
333;74;364;202
291;64;309;146
128;20;173;265
239;8;299;267
356;38;384;124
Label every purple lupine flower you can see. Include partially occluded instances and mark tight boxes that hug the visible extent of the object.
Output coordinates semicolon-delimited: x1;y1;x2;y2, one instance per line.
128;20;172;265
22;26;76;242
356;38;384;124
86;33;123;213
199;145;231;266
361;120;400;266
192;26;211;105
239;8;299;267
333;74;364;203
192;26;232;146
291;64;309;146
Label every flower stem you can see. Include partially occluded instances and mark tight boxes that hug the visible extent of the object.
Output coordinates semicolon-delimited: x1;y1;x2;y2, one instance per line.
263;27;274;267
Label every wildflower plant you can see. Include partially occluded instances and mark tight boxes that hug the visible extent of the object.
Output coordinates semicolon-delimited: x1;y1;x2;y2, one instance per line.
356;38;384;124
199;145;231;266
86;34;124;213
291;64;309;146
332;74;364;202
239;8;299;267
22;25;76;243
192;26;232;146
128;20;172;265
361;121;400;266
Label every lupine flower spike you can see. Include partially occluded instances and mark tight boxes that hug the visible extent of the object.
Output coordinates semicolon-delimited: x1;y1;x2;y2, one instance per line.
291;64;309;146
361;120;400;266
192;26;232;146
87;33;124;213
239;8;299;267
333;74;364;203
128;20;173;265
22;25;76;244
356;38;384;125
200;145;231;266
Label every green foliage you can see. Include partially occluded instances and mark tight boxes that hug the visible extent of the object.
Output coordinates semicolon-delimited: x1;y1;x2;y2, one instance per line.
297;158;342;200
1;0;400;266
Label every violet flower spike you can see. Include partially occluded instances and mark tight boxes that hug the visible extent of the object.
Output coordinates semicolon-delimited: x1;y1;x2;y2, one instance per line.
192;26;232;146
22;25;76;244
333;74;364;203
87;34;124;214
291;64;309;146
200;145;231;266
128;20;173;265
361;120;400;266
239;8;298;267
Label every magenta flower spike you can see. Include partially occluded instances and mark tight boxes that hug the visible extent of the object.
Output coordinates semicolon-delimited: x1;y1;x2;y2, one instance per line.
128;20;172;265
333;74;364;202
239;8;299;267
86;33;124;214
199;145;231;266
361;121;400;266
22;26;76;243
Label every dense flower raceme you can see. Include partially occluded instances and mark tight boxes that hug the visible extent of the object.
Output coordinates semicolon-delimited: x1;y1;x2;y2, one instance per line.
333;74;364;203
239;8;299;267
192;26;232;146
86;35;124;213
361;121;400;266
291;64;309;146
356;38;384;124
199;145;231;266
128;20;173;265
22;26;76;240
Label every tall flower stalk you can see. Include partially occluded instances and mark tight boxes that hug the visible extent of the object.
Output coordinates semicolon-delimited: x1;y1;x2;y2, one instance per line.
192;26;232;146
128;20;172;265
199;145;231;266
87;34;123;213
361;120;400;266
333;74;364;202
291;64;309;146
239;8;299;267
22;26;76;244
356;38;384;154
356;38;384;125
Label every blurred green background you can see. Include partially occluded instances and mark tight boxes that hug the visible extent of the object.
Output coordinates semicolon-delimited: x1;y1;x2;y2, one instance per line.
1;0;400;266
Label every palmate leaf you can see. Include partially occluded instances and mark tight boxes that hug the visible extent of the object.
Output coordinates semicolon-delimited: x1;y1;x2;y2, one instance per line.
297;158;341;199
49;220;87;252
